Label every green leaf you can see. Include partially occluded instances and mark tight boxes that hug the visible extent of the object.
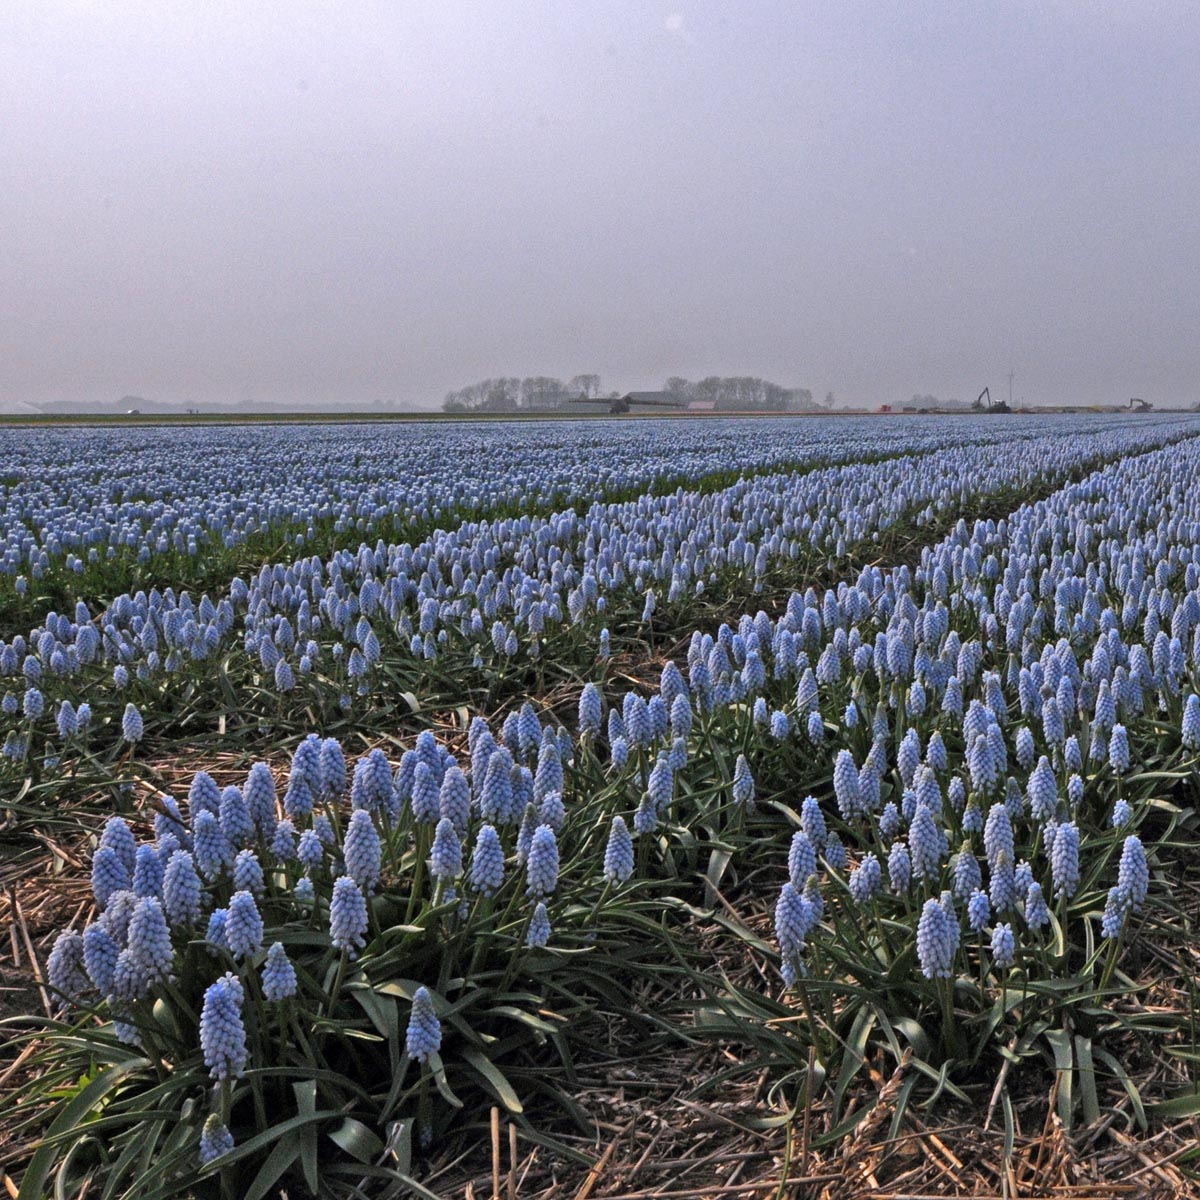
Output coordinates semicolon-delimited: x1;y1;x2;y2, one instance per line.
244;1132;301;1200
832;1006;875;1117
328;1116;384;1162
1074;1035;1099;1127
19;1058;151;1200
425;1051;464;1108
292;1079;320;1195
198;1109;343;1170
461;1046;524;1114
483;1005;559;1033
704;846;733;903
379;1171;448;1200
1044;1028;1074;1130
349;985;399;1039
385;1118;414;1175
1148;1090;1200;1118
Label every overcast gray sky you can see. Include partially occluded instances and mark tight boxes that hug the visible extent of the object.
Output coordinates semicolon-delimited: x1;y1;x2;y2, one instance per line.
2;2;1198;410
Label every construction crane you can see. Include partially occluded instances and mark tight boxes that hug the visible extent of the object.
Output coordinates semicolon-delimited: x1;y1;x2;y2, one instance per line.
976;386;1011;414
1126;397;1153;412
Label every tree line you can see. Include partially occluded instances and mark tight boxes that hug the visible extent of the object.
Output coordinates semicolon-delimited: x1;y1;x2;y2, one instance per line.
443;375;604;412
443;374;821;413
662;377;820;411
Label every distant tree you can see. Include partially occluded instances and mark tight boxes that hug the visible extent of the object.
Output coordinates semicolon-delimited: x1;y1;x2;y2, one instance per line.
485;378;519;410
519;376;567;409
663;376;811;411
663;377;694;401
568;374;601;398
824;392;836;408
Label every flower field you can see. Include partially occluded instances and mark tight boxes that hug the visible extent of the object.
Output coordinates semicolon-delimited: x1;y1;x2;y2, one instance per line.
3;413;1200;1198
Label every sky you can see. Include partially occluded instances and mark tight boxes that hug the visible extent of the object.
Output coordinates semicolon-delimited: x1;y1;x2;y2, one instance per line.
2;1;1198;411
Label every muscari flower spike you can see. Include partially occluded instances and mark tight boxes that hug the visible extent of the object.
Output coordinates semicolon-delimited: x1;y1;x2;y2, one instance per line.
226;890;264;961
199;1113;234;1165
525;825;559;898
604;816;634;883
527;902;552;947
330;876;369;957
578;683;603;736
1024;882;1050;931
469;825;505;896
344;809;382;892
1051;821;1080;899
430;818;463;882
774;882;813;961
1117;834;1149;910
261;941;298;1001
199;973;247;1081
163;850;204;927
967;888;990;933
990;922;1016;968
121;703;144;744
232;849;264;896
405;985;442;1063
916;897;958;979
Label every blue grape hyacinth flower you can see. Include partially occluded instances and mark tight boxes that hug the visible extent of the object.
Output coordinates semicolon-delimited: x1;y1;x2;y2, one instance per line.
774;882;813;961
469;825;505;896
47;930;87;1009
1050;821;1080;899
1024;882;1050;931
430;818;463;882
261;941;298;1001
578;683;603;736
1117;835;1149;910
1109;724;1130;775
199;1113;234;1165
848;853;882;906
788;830;817;889
1183;694;1200;750
121;703;144;744
199;973;247;1080
525;825;559;898
916;897;958;979
967;888;990;933
731;754;755;807
232;849;264;896
990;922;1015;968
405;986;442;1063
83;923;119;995
330;876;369;957
163;850;204;927
888;841;911;894
344;809;382;893
92;846;131;910
527;901;552;947
604;816;634;883
226;890;264;961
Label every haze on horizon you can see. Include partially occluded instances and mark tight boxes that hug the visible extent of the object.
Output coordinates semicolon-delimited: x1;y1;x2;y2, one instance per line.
2;2;1198;413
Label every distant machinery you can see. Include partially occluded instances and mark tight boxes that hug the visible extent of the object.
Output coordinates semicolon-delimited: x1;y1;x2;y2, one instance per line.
1127;397;1154;412
977;386;1011;414
571;391;686;414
